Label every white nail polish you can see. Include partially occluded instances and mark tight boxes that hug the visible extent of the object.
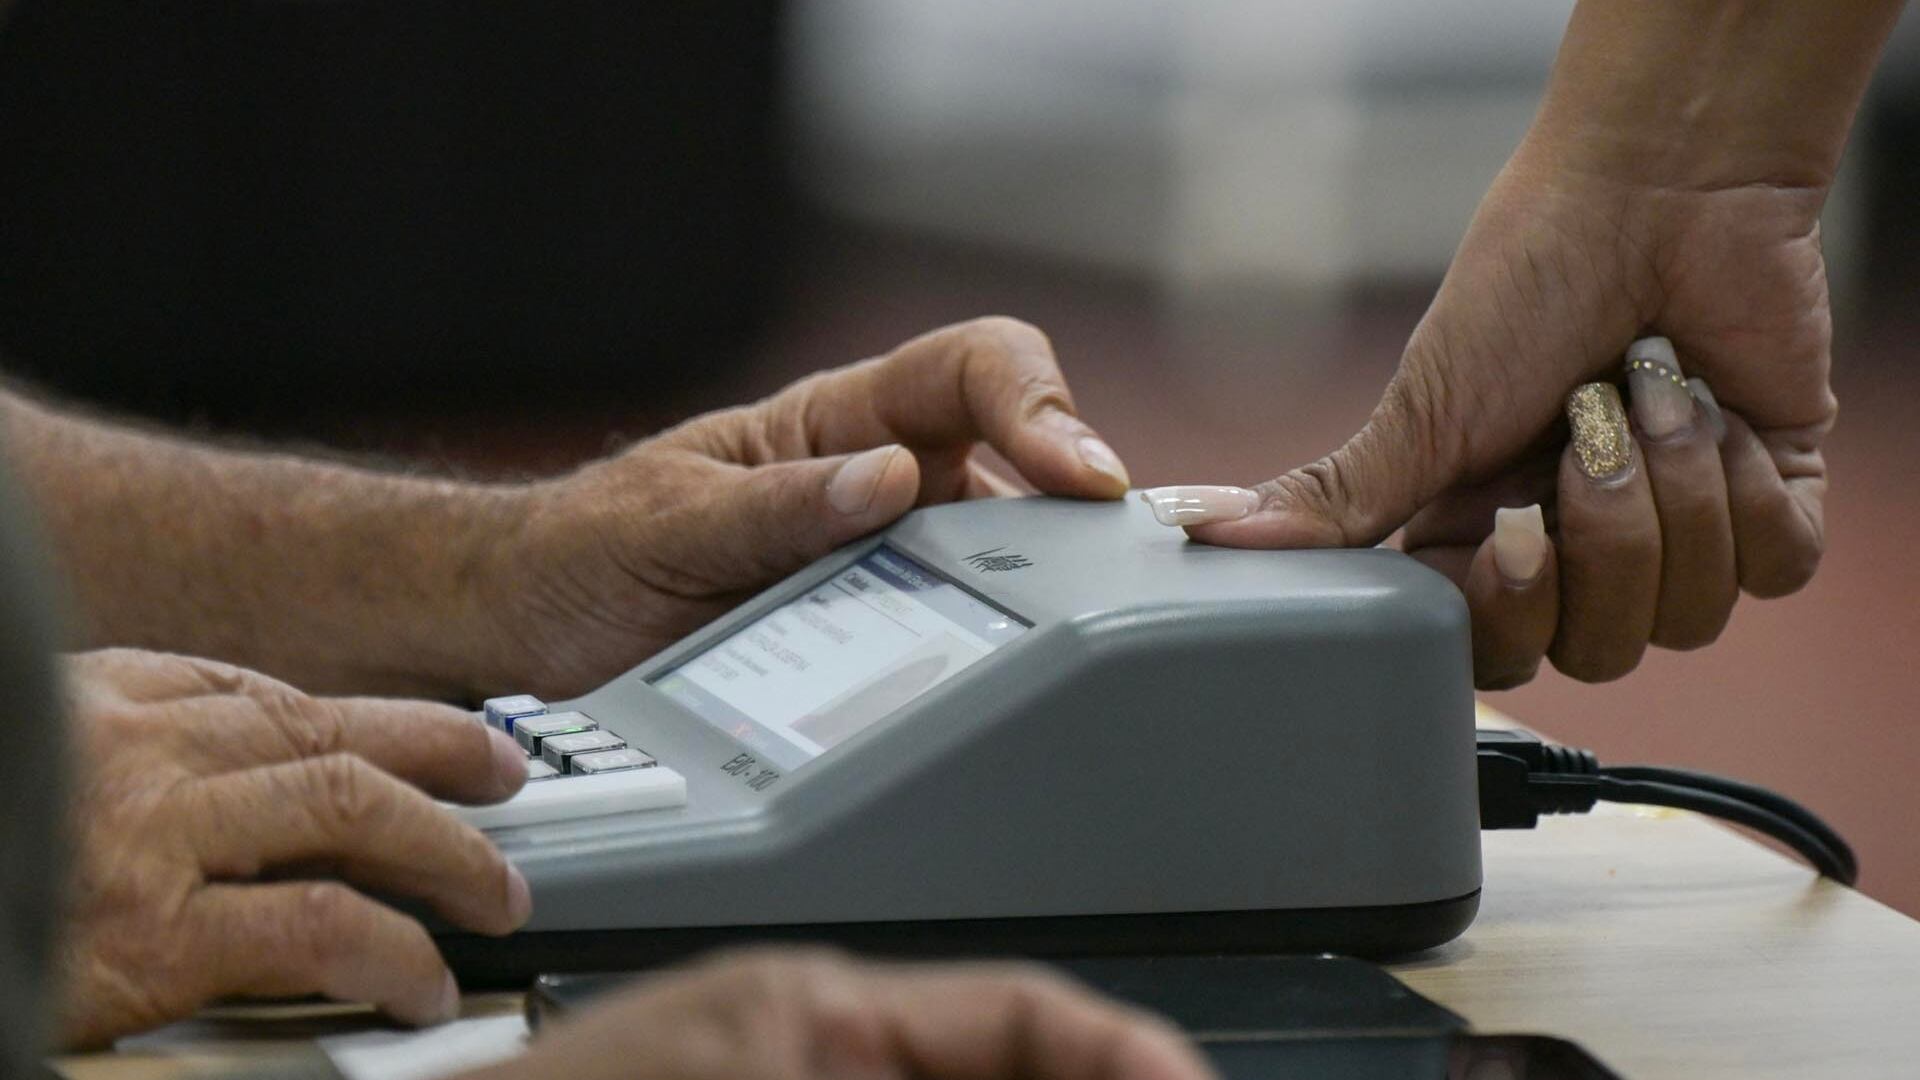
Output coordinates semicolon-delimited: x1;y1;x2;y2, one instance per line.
1076;436;1131;489
1138;485;1261;526
1492;504;1547;585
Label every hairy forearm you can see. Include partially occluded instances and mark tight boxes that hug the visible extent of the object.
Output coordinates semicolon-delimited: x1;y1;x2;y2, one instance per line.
0;390;524;698
1532;0;1906;189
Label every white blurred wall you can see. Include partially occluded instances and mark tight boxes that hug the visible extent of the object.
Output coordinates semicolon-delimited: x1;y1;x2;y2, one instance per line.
789;1;1920;300
787;0;1571;294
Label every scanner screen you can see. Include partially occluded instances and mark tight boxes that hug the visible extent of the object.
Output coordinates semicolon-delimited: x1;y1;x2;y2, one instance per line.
651;546;1029;769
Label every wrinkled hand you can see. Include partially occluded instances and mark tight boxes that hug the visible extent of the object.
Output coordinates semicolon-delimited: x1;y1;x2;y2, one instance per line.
477;317;1131;698
58;648;530;1048
463;949;1214;1080
1176;139;1834;687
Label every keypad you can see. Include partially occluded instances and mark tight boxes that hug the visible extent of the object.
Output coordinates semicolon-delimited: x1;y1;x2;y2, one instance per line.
451;698;687;829
541;729;628;773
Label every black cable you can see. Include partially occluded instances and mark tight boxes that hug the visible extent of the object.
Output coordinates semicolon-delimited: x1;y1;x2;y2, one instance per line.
1475;728;1860;885
1601;765;1858;883
1592;777;1856;885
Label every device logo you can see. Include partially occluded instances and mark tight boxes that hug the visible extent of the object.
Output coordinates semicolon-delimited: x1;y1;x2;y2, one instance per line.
964;546;1034;572
721;752;782;792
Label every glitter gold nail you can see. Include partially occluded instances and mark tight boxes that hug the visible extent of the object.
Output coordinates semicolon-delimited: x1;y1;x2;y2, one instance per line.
1567;382;1633;481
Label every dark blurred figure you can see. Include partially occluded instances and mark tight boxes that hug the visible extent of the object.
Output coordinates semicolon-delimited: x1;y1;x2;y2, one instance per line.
0;0;789;429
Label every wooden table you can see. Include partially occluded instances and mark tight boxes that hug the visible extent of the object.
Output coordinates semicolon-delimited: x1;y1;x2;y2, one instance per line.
58;709;1920;1080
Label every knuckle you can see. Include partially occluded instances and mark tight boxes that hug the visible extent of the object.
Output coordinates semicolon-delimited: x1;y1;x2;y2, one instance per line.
1475;661;1543;692
1553;648;1639;684
994;973;1056;1056
175;655;250;697
708;947;847;1010
1014;372;1074;421
77;696;145;747
1651;614;1729;652
1266;457;1354;546
785;957;886;1069
1384;360;1453;449
1277;459;1340;512
950;317;1072;417
965;314;1050;355
734;952;818;1001
258;686;345;759
294;882;370;971
1654;632;1715;653
308;754;382;827
1743;540;1823;599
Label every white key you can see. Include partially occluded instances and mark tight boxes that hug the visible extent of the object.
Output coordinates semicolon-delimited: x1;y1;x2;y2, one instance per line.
541;729;626;773
571;747;656;775
453;765;687;831
514;711;596;755
482;694;547;732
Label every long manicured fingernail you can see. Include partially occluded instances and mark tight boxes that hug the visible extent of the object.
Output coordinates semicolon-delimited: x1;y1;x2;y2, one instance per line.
1139;485;1261;526
1567;383;1634;482
1625;337;1696;440
1686;377;1727;444
828;445;903;515
1076;436;1131;490
504;863;533;927
488;730;527;795
1492;504;1548;586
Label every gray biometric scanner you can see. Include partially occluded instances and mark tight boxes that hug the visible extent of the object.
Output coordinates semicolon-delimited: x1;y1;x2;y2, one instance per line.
441;495;1482;982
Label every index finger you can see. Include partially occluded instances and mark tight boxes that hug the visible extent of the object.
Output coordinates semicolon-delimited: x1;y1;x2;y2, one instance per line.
166;672;526;804
778;317;1131;499
874;963;1215;1080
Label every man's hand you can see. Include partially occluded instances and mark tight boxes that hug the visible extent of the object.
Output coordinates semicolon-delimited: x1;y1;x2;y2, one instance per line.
469;316;1131;697
58;649;531;1048
464;949;1214;1080
1;315;1125;699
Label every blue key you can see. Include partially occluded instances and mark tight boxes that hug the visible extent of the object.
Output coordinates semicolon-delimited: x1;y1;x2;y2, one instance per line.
483;694;547;734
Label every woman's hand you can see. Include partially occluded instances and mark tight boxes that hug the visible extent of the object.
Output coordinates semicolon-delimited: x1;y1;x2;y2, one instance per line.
463;949;1214;1080
58;648;530;1048
1152;0;1899;687
470;317;1130;698
1399;337;1752;688
1181;153;1833;686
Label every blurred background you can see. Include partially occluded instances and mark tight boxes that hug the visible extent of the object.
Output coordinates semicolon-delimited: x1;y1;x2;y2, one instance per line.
0;2;1914;915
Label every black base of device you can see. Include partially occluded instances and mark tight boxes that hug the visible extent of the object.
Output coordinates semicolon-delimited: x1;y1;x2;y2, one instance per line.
439;890;1480;988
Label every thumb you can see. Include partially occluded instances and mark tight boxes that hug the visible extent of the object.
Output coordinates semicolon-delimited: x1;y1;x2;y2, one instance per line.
676;445;923;585
1188;375;1451;549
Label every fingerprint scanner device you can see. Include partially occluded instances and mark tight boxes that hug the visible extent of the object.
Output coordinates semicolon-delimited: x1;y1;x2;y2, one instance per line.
440;496;1482;984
